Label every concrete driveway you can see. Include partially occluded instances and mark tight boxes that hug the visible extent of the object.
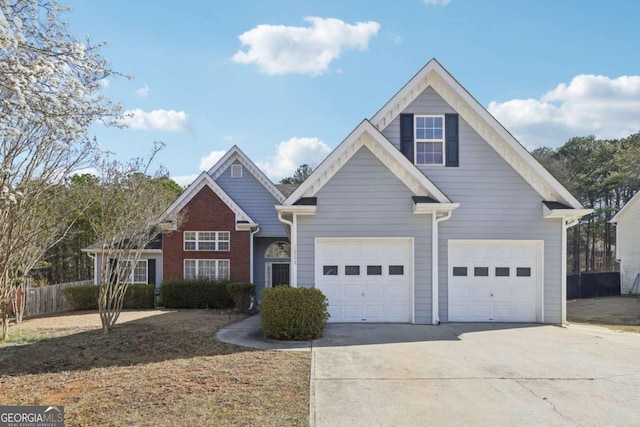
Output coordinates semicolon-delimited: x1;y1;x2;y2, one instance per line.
311;323;640;427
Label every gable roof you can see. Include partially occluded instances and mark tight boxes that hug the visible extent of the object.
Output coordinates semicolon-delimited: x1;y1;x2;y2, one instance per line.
157;172;256;227
283;119;452;205
611;190;640;223
208;145;286;203
371;58;584;210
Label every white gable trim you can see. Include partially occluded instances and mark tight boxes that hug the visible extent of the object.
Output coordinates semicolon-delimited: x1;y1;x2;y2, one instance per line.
283;120;451;205
371;59;584;209
208;145;286;203
611;190;640;223
157;172;256;227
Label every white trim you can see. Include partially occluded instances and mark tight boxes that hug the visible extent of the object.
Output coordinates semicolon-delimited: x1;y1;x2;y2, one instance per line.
371;59;584;209
157;172;257;228
561;220;567;324
314;237;415;323
414;202;460;215
183;231;230;251
611;190;640;223
275;205;317;215
414;114;445;166
543;205;593;221
283;120;451;205
447;239;544;323
265;262;291;288
208;146;285;203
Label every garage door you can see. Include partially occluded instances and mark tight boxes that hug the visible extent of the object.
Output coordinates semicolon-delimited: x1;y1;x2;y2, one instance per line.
315;238;413;323
448;240;542;322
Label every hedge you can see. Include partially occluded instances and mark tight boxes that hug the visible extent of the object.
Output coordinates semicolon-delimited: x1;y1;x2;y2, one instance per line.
160;279;235;309
226;282;256;314
63;284;155;310
260;287;329;341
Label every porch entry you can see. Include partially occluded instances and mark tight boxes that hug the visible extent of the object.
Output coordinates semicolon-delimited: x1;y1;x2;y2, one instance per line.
266;263;290;287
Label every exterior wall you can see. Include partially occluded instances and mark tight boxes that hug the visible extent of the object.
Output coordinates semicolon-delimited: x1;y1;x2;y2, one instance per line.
215;160;286;238
617;200;640;293
93;253;162;289
254;236;290;297
296;146;433;324
162;186;251;282
382;87;563;323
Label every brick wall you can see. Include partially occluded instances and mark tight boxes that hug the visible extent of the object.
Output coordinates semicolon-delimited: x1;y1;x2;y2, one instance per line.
163;186;250;282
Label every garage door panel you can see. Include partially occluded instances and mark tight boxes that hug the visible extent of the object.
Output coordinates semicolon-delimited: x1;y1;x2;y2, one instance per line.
449;241;541;323
316;238;412;323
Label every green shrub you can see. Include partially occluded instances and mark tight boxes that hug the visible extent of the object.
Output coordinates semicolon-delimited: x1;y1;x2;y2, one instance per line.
64;284;156;310
63;285;98;310
123;284;155;309
261;287;329;341
227;282;256;314
161;279;234;309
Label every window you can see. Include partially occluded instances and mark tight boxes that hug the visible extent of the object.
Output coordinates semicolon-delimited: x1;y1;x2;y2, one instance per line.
231;164;243;178
345;266;360;276
495;267;510;277
265;241;291;258
323;265;338;276
184;231;230;251
415;115;444;165
389;265;404;275
517;267;531;277
184;259;230;280
367;265;382;275
117;260;147;284
474;267;489;277
452;267;467;277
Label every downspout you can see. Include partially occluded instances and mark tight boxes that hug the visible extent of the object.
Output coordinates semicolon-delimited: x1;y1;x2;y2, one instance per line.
562;217;580;325
277;211;296;288
432;211;453;325
250;226;260;283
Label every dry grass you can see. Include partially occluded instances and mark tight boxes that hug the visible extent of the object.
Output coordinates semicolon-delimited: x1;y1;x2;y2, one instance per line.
567;295;640;333
0;310;310;426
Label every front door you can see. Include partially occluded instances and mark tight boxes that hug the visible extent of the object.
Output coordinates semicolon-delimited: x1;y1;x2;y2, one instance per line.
271;263;290;287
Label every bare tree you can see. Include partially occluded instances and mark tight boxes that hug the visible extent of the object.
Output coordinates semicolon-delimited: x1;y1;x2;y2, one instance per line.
0;0;121;340
87;144;179;334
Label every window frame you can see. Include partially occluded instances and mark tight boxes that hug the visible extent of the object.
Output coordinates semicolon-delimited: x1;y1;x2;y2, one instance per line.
117;259;148;284
183;259;230;280
183;231;230;251
414;114;446;166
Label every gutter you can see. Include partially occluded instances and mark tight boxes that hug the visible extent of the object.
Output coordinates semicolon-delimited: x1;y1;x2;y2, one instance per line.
432;211;454;325
277;211;296;287
250;226;260;283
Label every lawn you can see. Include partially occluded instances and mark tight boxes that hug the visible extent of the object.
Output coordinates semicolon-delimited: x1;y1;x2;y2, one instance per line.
567;295;640;333
0;310;310;426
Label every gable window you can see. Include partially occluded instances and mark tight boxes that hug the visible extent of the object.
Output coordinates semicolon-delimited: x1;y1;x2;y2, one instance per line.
117;259;147;284
184;259;230;280
184;231;230;251
415;115;445;165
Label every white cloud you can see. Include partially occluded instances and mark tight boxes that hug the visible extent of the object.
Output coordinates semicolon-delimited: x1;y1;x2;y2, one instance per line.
423;0;451;5
258;137;331;181
232;17;380;76
119;109;190;132
136;83;149;97
199;150;226;171
488;74;640;148
69;167;100;177
99;79;110;88
172;174;198;187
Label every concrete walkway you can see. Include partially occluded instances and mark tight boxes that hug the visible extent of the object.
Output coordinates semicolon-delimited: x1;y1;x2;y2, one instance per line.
216;317;640;426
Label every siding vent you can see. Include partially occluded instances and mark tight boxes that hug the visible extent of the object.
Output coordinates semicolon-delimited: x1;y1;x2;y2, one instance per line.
231;164;243;178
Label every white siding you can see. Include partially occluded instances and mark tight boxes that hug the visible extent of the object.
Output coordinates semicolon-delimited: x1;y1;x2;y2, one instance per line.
296;146;433;324
382;87;563;323
617;200;640;293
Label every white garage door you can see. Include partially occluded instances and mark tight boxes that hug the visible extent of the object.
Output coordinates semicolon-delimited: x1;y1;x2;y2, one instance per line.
448;240;542;322
315;238;413;323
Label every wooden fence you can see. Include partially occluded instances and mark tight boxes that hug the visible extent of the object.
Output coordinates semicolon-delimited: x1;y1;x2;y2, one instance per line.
25;280;92;318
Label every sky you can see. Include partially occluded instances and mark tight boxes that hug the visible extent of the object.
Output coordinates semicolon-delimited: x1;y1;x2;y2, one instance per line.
65;0;640;186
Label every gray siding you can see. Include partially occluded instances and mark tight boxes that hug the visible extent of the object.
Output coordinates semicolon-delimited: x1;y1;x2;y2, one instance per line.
381;88;563;323
296;146;433;324
617;200;640;293
215;160;286;237
93;253;163;290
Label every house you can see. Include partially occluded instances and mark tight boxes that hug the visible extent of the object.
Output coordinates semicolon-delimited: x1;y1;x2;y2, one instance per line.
611;191;640;294
85;59;592;324
276;59;591;324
